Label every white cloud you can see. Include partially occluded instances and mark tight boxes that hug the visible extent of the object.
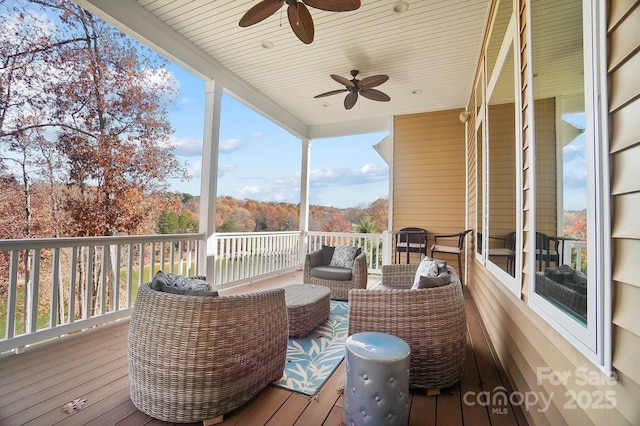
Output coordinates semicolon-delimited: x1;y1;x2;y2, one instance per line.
222;162;389;206
359;163;387;174
218;162;235;177
170;136;203;156
220;138;246;153
237;186;263;196
188;158;201;178
309;162;389;188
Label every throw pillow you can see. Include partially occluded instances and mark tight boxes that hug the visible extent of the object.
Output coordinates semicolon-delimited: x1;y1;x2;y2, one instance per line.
321;245;335;265
329;245;359;268
413;257;439;287
172;275;213;292
150;271;214;293
161;284;218;297
150;270;172;290
435;259;448;275
413;273;452;289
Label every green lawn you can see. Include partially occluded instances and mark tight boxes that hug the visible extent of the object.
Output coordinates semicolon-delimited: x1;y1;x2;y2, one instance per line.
1;261;196;340
1;257;295;340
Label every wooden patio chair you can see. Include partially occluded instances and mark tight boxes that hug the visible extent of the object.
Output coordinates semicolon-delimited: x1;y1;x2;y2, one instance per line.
394;227;428;263
536;231;560;271
430;229;472;283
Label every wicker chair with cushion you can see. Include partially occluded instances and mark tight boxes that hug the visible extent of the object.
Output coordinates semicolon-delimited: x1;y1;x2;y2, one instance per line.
128;284;288;424
303;245;368;300
348;263;466;390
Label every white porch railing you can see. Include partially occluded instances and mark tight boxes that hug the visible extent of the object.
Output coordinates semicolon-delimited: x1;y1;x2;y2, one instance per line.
213;231;301;288
0;234;201;354
0;230;385;353
563;240;587;273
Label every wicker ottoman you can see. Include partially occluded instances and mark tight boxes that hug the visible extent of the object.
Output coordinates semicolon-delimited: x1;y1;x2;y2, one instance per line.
344;332;410;426
284;284;331;338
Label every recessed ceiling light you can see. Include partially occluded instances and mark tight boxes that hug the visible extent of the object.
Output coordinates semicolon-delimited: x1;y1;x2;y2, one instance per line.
261;40;274;49
393;1;409;14
412;89;422;95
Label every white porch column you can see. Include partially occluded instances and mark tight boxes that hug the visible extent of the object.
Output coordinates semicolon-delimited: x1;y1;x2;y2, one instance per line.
298;138;311;265
199;79;223;281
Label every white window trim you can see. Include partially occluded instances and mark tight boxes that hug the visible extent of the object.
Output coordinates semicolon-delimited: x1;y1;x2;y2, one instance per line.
475;62;485;265
484;12;522;298
526;0;611;374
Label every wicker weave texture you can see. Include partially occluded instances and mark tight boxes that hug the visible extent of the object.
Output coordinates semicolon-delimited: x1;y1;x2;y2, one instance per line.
128;284;288;423
284;284;331;338
347;264;466;390
303;249;368;300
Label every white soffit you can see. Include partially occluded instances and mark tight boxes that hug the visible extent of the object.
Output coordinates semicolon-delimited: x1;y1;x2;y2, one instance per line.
78;0;491;139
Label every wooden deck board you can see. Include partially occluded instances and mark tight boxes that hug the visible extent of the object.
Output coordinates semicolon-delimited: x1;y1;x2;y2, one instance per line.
463;295;521;426
0;273;529;426
409;393;436;426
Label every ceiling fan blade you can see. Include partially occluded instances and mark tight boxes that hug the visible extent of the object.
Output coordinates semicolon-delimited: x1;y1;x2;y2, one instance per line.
344;91;359;109
359;74;389;89
239;0;284;27
288;2;314;44
331;74;355;88
360;88;391;102
302;0;361;12
314;89;348;98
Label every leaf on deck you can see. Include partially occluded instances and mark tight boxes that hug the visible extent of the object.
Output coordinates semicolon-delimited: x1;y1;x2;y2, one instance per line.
62;397;87;413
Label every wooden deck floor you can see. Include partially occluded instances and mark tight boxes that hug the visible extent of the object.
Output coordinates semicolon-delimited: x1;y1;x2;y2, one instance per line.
0;270;529;426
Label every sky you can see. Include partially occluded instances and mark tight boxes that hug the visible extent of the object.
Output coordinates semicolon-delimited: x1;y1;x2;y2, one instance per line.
3;1;389;211
561;112;587;211
165;63;390;209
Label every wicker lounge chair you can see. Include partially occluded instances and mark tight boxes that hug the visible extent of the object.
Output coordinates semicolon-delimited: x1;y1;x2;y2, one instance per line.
128;284;288;424
303;247;368;300
348;263;466;390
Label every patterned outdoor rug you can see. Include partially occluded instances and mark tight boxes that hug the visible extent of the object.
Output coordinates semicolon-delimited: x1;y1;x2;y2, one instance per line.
273;300;348;396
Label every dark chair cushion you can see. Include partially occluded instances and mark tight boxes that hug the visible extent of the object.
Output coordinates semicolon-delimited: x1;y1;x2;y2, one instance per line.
415;273;452;288
321;245;335;265
310;265;353;281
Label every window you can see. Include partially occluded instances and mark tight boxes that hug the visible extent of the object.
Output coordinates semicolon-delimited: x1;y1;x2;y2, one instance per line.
476;0;521;295
528;0;609;369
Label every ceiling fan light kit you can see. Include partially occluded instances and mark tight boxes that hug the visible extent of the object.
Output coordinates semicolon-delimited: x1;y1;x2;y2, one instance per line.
239;0;361;44
315;70;391;110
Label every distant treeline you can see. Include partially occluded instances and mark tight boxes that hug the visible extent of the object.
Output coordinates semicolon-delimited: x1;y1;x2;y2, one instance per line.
158;194;389;235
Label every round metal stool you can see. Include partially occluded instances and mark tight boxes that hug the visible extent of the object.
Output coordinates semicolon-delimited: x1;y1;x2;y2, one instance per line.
343;331;410;426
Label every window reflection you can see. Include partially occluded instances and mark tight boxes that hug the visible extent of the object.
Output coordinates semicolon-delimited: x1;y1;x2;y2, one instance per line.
487;42;517;277
476;122;483;255
532;0;587;325
486;0;513;82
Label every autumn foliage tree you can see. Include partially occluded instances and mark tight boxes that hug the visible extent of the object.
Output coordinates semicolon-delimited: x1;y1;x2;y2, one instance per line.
1;0;187;322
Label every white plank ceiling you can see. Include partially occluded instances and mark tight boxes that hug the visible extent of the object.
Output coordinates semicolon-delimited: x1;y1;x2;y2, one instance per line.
78;0;492;138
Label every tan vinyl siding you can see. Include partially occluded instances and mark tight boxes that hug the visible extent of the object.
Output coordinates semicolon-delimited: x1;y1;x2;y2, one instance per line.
534;98;557;238
487;102;517;240
609;0;640;421
393;109;467;266
463;0;640;424
609;96;640;152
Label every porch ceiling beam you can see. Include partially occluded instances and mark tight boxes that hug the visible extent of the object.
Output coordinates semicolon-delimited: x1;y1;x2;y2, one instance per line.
307;116;392;140
72;0;309;139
